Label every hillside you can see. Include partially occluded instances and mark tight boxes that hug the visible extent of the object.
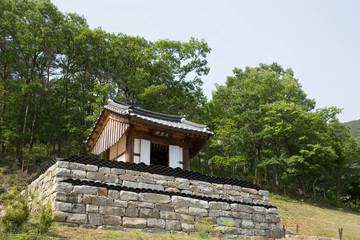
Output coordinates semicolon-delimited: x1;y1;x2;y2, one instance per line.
271;195;360;240
344;119;360;141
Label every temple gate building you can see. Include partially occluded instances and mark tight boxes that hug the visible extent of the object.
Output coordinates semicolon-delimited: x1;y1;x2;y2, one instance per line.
86;99;213;170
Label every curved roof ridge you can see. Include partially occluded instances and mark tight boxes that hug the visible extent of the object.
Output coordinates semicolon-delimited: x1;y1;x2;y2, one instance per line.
109;98;184;122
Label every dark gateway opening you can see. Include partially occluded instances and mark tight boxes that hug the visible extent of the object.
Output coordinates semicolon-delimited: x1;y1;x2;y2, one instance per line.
150;143;169;167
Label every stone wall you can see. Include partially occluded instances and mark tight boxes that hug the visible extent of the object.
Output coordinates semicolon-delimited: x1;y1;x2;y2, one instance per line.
28;155;282;238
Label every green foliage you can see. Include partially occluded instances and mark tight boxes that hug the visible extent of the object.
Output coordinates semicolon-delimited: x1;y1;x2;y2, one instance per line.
0;0;210;160
194;217;235;239
201;63;360;207
1;187;30;233
344;119;360;142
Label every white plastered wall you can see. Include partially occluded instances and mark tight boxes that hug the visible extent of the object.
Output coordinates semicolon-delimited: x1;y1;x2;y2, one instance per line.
169;145;183;168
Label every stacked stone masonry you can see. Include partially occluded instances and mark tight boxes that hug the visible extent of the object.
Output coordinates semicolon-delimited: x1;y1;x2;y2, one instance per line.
28;158;282;238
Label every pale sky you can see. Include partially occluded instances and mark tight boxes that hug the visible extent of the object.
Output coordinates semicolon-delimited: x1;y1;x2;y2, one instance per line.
51;0;360;122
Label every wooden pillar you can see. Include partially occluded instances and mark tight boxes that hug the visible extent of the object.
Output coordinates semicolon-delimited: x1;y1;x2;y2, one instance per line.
183;146;190;170
125;130;134;162
105;148;110;160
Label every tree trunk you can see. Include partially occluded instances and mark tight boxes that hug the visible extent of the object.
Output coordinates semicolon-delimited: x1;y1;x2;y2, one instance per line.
336;176;341;204
57;136;62;157
23;98;29;134
313;183;316;197
264;166;268;183
29;98;38;151
295;172;306;195
272;165;280;187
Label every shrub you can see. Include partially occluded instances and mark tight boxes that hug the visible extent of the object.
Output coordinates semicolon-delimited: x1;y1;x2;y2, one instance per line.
0;186;30;233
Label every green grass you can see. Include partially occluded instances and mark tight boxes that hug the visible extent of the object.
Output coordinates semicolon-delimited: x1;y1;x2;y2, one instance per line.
271;194;360;240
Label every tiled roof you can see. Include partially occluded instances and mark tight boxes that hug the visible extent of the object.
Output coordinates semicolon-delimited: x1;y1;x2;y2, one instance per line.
105;99;213;135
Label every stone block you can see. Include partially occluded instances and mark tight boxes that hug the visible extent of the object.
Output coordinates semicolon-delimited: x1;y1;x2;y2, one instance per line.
86;172;104;181
181;223;194;232
56;182;72;193
171;196;191;207
254;222;268;230
85;164;98;172
267;208;279;214
128;201;154;208
70;162;86;171
238;204;254;213
55;168;71;178
196;184;214;194
147;218;165;228
55;192;81;203
181;190;192;194
155;180;167;186
122;217;146;228
168;181;176;188
110;168;126;175
165;187;180;192
97;187;108;196
175;178;189;185
103;215;122;225
219;210;232;217
265;214;280;223
138;176;156;184
67;213;87;224
99;206;125;216
88;213;102;225
82;194;92;204
155;203;174;212
189;207;208;216
180;214;194;223
209;201;230;210
232;212;251;220
190;199;209;208
52;211;66;222
253;206;266;214
56;202;73;212
122;181;139;188
140;208;160;218
262;196;270;201
160;211;180;220
259;190;269;197
125;207;139;217
86;204;98;213
209;209;220;217
138;183;164;191
252;213;264;223
232;185;241;191
242;219;254;229
99;167;110;174
120;191;139;201
104;174;118;183
91;196;113;206
73;185;98;195
224;184;233;190
72;170;86;179
166;220;181;231
139;193;170;203
73;204;86;214
174;206;188;214
120;173;138;181
242;187;258;195
114;200;128;208
108;190;120;199
56;161;69;168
